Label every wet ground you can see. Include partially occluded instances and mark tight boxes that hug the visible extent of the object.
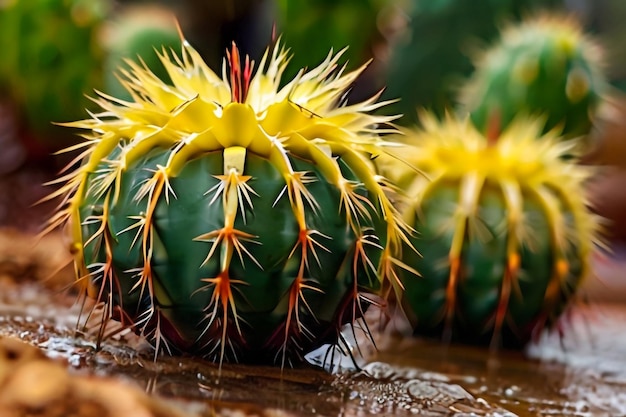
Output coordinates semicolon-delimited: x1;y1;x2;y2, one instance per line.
0;230;625;417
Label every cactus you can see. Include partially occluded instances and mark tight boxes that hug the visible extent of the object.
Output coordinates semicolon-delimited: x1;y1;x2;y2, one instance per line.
388;113;600;347
46;36;411;366
0;0;107;144
460;14;606;140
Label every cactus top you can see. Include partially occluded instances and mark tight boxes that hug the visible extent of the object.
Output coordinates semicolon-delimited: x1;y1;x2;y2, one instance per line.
402;112;590;183
390;112;601;283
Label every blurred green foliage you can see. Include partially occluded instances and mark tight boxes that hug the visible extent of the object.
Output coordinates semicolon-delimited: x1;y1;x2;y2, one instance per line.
0;0;107;140
0;0;187;154
276;0;386;77
102;6;181;101
383;0;564;124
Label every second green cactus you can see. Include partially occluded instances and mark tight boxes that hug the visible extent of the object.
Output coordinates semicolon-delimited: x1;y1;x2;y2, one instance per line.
387;113;600;347
460;15;606;140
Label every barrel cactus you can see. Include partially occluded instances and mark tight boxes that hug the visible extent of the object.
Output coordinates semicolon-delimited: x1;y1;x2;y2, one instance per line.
460;14;606;140
389;113;600;347
47;36;410;366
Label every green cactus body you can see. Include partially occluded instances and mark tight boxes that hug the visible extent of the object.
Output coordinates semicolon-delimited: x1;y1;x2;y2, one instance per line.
0;0;106;142
389;113;599;347
49;39;410;366
461;15;606;139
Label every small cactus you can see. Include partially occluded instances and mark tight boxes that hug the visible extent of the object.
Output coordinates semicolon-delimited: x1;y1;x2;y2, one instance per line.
47;36;410;366
460;15;606;140
388;113;600;347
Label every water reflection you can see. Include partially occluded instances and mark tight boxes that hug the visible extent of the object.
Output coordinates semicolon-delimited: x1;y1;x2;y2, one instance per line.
370;304;626;416
328;361;514;416
2;284;626;416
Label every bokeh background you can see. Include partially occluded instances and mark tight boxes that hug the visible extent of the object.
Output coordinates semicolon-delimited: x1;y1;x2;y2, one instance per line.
0;0;625;299
1;5;625;416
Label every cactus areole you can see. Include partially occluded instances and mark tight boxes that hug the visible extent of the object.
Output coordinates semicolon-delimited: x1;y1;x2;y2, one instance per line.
393;114;599;347
48;37;411;366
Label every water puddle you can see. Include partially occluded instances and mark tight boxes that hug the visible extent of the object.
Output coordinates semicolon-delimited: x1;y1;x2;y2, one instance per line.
1;282;626;416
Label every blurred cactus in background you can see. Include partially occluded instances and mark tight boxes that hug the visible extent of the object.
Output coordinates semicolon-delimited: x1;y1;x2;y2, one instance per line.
385;113;600;347
0;0;108;151
383;0;564;125
48;35;411;366
460;15;607;141
0;0;199;232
